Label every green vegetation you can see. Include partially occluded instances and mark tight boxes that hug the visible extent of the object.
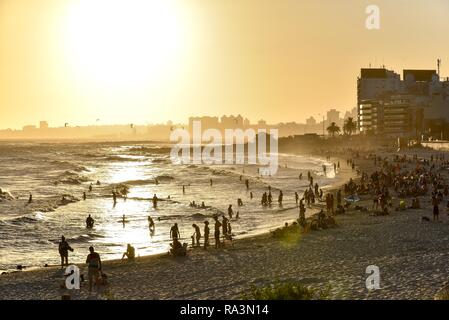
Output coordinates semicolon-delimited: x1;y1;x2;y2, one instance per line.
242;281;330;300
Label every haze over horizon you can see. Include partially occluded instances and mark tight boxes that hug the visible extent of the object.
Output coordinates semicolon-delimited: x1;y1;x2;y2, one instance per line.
1;0;448;130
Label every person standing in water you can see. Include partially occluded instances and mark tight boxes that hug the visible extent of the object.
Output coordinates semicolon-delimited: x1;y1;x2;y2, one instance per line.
203;221;210;249
295;192;299;205
210;179;213;187
112;191;117;205
182;185;185;194
278;190;283;205
89;183;93;192
86;214;94;228
152;194;158;209
170;223;180;240
245;179;249;190
83;192;87;201
28;194;32;203
85;246;102;293
58;236;73;269
250;192;253;199
228;205;233;219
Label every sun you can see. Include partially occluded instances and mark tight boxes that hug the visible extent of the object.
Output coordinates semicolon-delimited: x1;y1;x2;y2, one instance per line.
65;0;186;89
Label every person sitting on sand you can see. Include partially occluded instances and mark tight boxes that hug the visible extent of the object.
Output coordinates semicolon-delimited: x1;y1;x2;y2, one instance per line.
58;236;73;268
86;214;94;228
86;246;102;293
122;244;135;261
170;238;187;257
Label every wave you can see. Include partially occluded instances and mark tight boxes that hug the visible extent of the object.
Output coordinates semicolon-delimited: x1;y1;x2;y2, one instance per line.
9;216;39;225
119;179;157;186
50;160;89;172
151;158;171;164
155;175;174;181
128;146;172;154
57;171;90;185
190;213;208;219
104;156;143;162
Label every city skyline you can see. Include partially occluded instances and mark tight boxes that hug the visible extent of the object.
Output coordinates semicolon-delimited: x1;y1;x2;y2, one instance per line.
1;0;448;129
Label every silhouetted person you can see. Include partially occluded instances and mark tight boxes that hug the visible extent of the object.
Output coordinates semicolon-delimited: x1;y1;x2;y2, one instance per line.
86;214;94;228
58;236;73;268
204;221;210;249
122;244;135;260
170;223;180;240
192;224;201;246
152;194;158;208
213;216;221;249
86;246;102;293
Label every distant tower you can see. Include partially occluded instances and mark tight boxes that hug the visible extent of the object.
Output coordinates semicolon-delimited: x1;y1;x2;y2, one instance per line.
437;59;441;78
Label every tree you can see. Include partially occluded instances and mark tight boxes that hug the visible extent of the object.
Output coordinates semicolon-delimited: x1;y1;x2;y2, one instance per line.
343;117;357;136
326;122;341;137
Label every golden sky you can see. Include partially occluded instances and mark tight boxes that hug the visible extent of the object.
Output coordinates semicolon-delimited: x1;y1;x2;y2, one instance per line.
0;0;448;129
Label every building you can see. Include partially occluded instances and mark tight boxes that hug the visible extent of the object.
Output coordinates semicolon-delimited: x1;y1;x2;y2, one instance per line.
357;65;449;138
306;116;316;126
39;121;49;129
326;109;341;126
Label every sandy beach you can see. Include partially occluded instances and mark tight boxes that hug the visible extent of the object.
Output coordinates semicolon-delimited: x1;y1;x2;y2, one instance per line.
1;148;449;300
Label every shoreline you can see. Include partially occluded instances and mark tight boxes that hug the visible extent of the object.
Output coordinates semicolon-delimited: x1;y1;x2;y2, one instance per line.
1;155;354;275
5;148;448;300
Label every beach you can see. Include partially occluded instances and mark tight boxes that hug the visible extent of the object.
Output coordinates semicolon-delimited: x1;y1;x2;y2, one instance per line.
1;147;449;300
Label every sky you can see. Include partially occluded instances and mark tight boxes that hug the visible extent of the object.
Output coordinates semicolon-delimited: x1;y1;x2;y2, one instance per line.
0;0;448;129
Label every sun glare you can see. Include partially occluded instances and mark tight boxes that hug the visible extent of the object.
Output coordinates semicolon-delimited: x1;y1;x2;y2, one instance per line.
65;0;185;89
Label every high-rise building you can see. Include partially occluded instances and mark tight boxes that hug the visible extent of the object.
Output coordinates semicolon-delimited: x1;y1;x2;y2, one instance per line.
357;66;449;137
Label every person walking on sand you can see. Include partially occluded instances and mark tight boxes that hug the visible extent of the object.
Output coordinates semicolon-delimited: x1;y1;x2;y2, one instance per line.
432;196;440;221
58;236;73;268
213;216;221;249
86;246;102;293
204;221;210;249
170;223;180;240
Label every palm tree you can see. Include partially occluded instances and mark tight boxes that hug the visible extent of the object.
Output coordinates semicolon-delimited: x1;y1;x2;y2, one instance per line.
326;122;341;137
343;117;357;136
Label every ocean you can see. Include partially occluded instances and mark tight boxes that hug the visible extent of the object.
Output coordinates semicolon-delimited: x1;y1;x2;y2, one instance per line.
0;141;341;272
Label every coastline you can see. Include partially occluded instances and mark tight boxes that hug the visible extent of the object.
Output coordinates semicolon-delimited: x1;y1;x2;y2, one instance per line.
2;148;448;300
